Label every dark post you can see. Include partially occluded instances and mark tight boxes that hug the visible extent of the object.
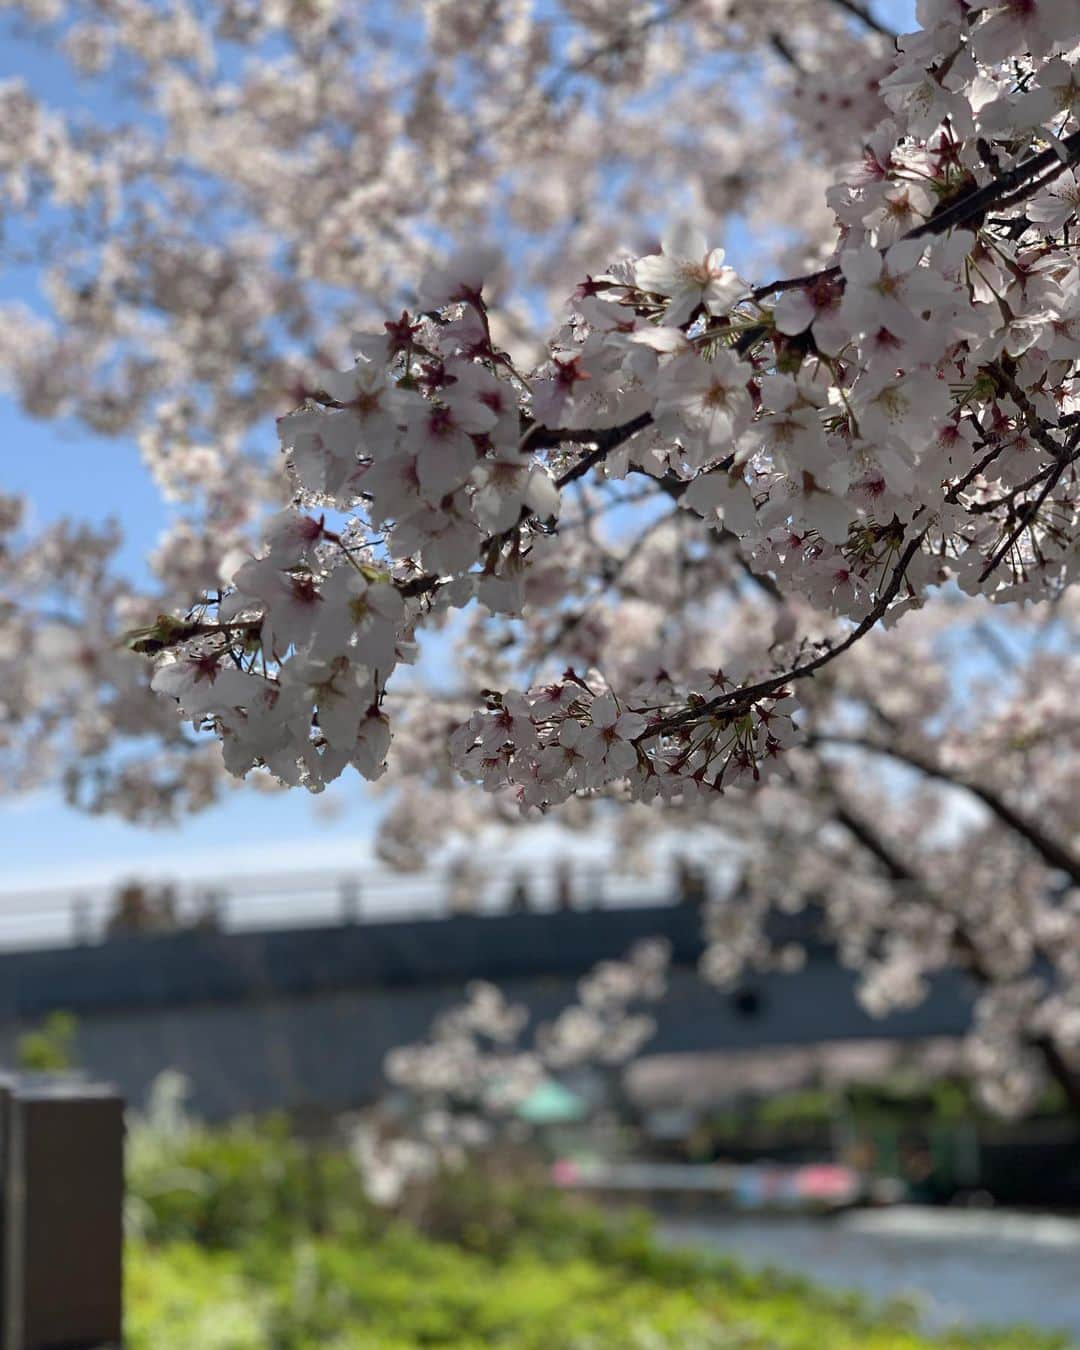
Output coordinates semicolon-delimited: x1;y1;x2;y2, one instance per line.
194;888;225;933
444;858;477;915
70;898;93;947
675;856;708;907
340;877;361;925
0;1081;14;1350
1;1078;124;1350
554;862;575;911
506;871;532;913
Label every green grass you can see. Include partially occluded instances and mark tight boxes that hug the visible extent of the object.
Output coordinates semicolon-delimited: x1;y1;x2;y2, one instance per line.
123;1111;1072;1350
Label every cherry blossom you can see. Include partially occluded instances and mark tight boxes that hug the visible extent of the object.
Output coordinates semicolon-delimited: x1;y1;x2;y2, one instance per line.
360;941;671;1202
633;225;747;326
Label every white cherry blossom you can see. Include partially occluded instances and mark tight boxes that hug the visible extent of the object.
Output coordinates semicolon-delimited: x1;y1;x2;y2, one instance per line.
634;225;747;326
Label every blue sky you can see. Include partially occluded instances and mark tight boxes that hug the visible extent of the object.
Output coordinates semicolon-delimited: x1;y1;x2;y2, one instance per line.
0;1;918;901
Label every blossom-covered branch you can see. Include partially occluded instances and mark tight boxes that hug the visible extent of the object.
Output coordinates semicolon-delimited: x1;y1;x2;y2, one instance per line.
355;940;670;1204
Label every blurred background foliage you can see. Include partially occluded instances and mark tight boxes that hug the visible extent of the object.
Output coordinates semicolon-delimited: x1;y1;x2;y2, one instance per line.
14;1009;78;1072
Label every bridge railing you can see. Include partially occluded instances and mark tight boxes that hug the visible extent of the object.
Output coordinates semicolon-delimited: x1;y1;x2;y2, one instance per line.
0;858;710;952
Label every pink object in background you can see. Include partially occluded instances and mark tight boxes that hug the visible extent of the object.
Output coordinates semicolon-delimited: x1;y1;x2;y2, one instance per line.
551;1158;580;1187
795;1164;859;1200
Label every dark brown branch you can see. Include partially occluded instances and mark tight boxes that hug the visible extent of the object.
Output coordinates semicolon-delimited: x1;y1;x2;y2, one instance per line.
978;433;1080;582
125;614;262;655
551;413;654;489
828;0;897;38
643;528;928;737
832;802;917;884
637;428;1023;740
961;364;1080;575
828;789;1080;1120
814;734;1080;886
751;265;842;304
1030;1035;1080;1121
542;0;699;100
399;412;655;600
919;132;1080;237
825;788;980;964
966;459;1070;515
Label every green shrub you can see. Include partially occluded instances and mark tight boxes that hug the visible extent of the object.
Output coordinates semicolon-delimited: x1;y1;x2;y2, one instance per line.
125;1074;374;1248
15;1010;78;1072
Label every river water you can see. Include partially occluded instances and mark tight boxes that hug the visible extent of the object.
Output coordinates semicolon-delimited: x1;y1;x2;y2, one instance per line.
659;1207;1080;1340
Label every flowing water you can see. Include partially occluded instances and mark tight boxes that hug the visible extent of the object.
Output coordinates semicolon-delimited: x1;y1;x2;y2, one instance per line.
659;1207;1080;1339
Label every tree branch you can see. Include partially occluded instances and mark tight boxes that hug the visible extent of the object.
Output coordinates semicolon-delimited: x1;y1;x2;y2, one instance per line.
1030;1035;1080;1121
400;412;656;600
543;0;699;101
823;783;986;970
977;432;1080;582
550;413;655;489
831;788;1080;1117
750;128;1080;303
643;527;928;737
831;802;918;884
828;787;1080;1120
828;0;897;38
813;733;1080;886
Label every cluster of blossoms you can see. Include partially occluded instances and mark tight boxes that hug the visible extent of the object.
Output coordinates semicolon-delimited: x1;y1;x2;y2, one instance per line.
146;240;816;800
0;0;900;814
383;978;540;1113
355;941;670;1204
536;938;670;1068
0;498;232;817
153;0;1080;808
0;0;893;497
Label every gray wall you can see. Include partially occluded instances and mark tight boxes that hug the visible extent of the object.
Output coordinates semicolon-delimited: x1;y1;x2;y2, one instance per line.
0;907;975;1119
